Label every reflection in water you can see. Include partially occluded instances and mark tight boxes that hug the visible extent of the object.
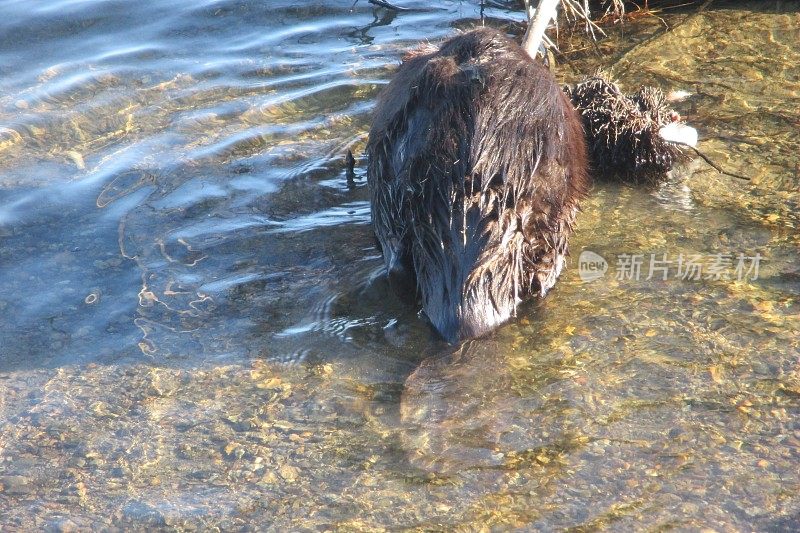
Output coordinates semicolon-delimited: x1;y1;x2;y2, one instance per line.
0;0;798;529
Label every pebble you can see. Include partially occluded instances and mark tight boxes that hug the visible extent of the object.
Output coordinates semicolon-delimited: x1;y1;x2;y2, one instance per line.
64;151;85;170
122;501;166;527
45;518;79;533
1;475;33;494
279;464;299;483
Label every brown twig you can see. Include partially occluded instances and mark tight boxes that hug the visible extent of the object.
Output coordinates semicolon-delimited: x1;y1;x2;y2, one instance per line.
345;150;357;187
686;145;751;181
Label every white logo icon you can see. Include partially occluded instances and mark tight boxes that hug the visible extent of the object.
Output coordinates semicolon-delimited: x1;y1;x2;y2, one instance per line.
578;250;607;282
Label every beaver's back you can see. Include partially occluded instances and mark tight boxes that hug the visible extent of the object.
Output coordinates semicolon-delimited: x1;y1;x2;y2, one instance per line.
367;27;589;343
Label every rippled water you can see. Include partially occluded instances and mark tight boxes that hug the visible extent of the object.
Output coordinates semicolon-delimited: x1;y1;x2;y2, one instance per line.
1;0;798;529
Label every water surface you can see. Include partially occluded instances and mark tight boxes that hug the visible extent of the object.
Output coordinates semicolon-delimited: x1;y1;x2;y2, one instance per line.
0;0;798;529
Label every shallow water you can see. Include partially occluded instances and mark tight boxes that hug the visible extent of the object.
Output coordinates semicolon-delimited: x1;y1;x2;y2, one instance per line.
0;0;798;530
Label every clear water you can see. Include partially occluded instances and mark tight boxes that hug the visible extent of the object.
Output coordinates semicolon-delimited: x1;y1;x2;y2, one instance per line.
0;0;798;529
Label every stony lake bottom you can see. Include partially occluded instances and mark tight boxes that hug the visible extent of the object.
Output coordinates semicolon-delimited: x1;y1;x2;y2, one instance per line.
0;0;799;530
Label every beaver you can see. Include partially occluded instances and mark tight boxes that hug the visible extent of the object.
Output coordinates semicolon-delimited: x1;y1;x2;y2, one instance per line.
366;27;590;343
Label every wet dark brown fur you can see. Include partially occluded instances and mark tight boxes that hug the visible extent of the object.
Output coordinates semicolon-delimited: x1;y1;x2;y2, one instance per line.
566;76;686;183
367;28;590;343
